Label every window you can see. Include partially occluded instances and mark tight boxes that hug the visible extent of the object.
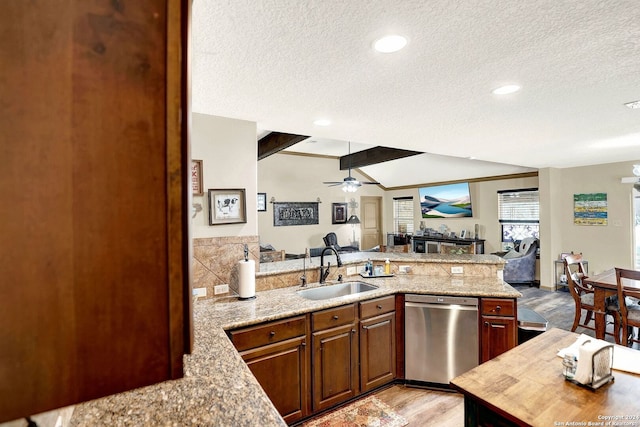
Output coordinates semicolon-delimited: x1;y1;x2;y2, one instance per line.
393;197;414;234
498;188;539;250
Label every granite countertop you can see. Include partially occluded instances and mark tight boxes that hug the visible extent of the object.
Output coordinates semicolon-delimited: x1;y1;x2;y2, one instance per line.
69;273;520;426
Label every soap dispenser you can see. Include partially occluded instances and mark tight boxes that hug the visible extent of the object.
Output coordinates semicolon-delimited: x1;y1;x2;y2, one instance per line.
384;258;390;275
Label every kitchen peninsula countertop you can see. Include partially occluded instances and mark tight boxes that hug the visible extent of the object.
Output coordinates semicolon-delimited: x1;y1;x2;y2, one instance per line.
70;272;519;426
258;251;506;275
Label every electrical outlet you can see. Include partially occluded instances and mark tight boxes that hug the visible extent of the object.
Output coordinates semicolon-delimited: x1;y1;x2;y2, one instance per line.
214;284;229;295
399;265;411;274
451;266;464;274
192;287;207;298
346;266;357;276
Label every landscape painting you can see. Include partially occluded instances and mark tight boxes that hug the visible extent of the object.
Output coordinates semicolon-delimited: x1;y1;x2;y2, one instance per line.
419;183;473;218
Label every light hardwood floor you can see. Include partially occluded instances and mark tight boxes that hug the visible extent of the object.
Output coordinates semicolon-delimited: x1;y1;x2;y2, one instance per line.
374;385;464;426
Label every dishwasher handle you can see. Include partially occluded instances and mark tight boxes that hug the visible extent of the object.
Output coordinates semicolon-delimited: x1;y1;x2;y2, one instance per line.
405;294;478;307
405;301;479;311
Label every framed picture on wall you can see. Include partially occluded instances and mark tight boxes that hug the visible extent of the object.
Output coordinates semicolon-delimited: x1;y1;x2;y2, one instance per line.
208;188;247;225
257;193;267;212
191;160;204;196
332;203;348;224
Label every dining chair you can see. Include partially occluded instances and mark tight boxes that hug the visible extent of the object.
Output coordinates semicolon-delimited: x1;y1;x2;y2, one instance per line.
614;267;640;347
564;254;620;340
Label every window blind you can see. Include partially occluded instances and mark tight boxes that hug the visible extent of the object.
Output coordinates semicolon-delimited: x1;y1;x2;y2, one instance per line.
498;188;539;223
393;197;414;233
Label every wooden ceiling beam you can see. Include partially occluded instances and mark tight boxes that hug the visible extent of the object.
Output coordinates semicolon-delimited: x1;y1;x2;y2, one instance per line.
257;132;308;160
340;146;422;170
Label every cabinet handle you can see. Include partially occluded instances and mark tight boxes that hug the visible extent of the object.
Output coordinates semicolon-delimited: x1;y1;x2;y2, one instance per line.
301;342;306;347
351;329;356;334
484;321;489;327
333;315;339;320
376;304;383;309
494;305;502;312
269;331;276;336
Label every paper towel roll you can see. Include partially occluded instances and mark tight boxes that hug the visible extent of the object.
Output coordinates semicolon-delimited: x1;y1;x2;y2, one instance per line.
238;259;256;300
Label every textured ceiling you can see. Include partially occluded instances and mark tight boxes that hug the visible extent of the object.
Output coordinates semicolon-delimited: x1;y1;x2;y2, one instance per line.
192;0;640;187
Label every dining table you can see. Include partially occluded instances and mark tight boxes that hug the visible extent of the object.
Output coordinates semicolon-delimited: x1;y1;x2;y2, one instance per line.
583;268;640;340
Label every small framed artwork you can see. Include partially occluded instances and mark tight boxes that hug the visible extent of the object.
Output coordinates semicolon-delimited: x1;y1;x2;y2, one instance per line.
460;230;467;239
332;203;348;224
191;160;204;196
208;188;247;225
257;193;267;212
560;252;572;260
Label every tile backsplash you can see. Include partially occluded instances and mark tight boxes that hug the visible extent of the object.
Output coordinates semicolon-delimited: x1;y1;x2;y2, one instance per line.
192;236;260;299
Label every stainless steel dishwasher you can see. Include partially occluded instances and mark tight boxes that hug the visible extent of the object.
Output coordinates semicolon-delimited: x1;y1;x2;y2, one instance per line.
405;294;479;385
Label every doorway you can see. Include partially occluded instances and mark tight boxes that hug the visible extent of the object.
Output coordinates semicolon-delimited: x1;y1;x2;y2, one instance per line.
360;196;382;250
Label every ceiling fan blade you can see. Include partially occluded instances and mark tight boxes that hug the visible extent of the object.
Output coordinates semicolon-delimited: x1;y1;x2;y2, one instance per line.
361;181;380;185
323;181;343;185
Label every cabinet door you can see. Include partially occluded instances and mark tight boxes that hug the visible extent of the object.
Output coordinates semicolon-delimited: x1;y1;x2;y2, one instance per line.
240;336;309;424
0;1;190;422
481;316;517;362
312;324;359;411
360;312;396;392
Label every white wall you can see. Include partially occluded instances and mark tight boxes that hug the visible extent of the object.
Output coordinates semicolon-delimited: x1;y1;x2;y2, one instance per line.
258;152;384;254
541;161;637;277
191;113;257;238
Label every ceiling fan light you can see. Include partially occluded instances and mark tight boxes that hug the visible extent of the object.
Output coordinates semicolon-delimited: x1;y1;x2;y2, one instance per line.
343;182;359;192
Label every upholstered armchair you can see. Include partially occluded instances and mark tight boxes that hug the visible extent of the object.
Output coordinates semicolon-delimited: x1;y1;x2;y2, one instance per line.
501;238;538;286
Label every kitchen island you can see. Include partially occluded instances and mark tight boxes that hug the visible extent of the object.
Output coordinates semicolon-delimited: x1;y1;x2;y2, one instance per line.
451;328;640;426
69;254;519;426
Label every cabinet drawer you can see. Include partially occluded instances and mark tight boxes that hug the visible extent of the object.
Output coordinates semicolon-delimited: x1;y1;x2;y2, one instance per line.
481;298;515;317
230;315;307;351
312;304;356;331
360;296;395;319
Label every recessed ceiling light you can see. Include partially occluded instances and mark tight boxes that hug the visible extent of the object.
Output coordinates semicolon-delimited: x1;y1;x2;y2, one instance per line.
373;35;407;53
313;119;331;126
492;85;521;95
624;100;640;109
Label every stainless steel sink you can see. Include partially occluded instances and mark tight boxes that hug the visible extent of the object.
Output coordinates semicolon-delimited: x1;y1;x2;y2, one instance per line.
297;281;378;300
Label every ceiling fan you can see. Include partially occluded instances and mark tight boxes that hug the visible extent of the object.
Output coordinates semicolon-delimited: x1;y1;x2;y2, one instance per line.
323;141;380;192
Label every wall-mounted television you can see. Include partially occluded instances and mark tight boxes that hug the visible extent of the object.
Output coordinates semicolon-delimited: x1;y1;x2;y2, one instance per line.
418;182;473;218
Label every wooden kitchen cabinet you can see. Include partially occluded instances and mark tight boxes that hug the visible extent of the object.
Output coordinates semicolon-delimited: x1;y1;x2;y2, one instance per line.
230;316;309;424
359;296;396;392
480;298;517;362
0;1;191;422
311;304;359;412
